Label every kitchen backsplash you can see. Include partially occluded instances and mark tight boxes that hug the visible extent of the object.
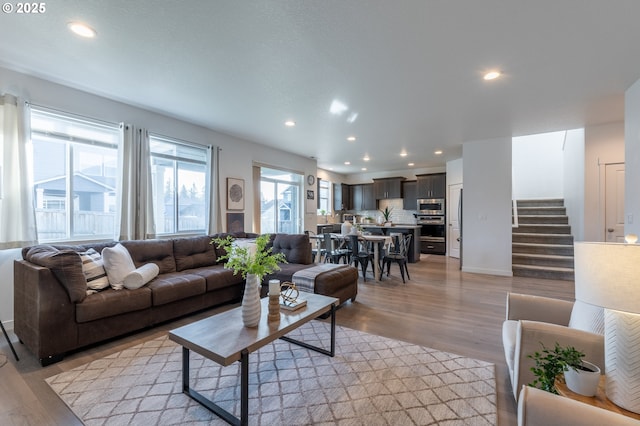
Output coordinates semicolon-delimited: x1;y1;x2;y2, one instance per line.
355;199;418;225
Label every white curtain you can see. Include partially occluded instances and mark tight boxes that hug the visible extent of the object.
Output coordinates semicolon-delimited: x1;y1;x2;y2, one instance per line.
206;145;222;234
0;94;37;248
116;124;155;240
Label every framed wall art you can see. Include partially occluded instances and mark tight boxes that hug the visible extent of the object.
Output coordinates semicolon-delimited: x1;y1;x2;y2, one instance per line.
227;177;245;210
226;212;245;233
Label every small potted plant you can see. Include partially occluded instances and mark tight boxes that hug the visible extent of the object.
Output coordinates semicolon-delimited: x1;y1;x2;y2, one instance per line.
380;206;393;226
528;342;600;396
319;209;327;224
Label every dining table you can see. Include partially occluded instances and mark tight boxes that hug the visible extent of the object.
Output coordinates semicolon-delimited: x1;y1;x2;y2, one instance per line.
309;232;392;282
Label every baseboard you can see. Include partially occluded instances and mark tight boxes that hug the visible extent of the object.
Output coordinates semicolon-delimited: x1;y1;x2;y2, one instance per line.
461;266;513;277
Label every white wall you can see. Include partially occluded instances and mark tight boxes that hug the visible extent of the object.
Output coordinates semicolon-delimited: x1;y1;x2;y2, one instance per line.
462;138;512;276
512;132;564;200
583;122;625;241
446;158;463;185
563;129;586;241
625;79;640;237
0;67;317;327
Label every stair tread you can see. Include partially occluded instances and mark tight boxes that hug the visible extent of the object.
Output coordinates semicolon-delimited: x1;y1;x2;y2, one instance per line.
515;215;568;218
513;253;573;259
512;232;573;235
512;264;574;272
513;242;573;247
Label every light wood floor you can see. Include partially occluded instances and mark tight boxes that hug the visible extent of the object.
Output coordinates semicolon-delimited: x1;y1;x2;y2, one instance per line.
0;254;574;426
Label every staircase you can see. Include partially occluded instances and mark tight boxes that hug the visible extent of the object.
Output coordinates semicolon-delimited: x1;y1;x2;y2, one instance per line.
512;199;575;281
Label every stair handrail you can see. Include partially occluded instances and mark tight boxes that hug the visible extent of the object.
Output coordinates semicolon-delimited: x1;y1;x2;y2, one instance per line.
512;199;519;228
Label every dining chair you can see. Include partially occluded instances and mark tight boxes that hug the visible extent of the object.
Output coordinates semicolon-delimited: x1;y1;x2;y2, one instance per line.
347;234;376;281
322;232;349;264
382;233;412;283
304;230;325;263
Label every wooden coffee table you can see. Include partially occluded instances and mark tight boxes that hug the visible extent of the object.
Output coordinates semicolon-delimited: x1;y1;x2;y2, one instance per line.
169;293;338;426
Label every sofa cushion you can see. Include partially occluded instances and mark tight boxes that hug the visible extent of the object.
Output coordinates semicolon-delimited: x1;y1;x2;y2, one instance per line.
190;265;245;291
123;263;160;290
121;239;176;273
102;243;136;290
23;245;87;303
569;300;605;335
173;235;217;271
272;234;312;265
79;248;110;293
147;272;206;306
76;287;152;323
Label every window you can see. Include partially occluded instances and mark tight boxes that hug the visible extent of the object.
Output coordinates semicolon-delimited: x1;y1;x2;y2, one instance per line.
149;135;209;234
259;167;302;234
31;108;119;241
318;179;331;214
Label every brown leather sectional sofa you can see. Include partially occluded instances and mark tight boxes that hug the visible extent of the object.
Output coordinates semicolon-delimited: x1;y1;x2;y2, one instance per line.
14;232;357;365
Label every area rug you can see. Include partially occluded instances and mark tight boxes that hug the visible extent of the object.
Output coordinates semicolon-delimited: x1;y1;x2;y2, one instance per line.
46;322;496;425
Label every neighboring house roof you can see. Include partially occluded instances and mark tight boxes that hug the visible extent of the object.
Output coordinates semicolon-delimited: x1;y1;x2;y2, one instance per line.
34;173;115;193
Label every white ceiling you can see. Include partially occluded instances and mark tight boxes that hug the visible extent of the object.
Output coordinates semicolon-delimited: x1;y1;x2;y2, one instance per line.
1;1;639;174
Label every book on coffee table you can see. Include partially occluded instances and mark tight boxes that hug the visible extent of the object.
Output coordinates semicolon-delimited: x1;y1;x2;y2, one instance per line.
280;298;307;311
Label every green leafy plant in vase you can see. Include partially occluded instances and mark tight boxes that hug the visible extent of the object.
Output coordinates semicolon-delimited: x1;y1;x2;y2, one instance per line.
380;206;393;224
528;342;586;394
212;234;287;327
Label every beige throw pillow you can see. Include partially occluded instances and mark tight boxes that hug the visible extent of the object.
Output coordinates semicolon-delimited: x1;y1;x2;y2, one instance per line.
102;243;136;290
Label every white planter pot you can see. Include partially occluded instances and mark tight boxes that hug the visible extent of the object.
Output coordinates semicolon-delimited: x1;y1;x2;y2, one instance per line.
241;273;262;328
564;360;601;396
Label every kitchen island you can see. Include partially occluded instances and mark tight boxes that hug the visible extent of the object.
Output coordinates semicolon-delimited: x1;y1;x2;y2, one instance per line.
359;224;421;263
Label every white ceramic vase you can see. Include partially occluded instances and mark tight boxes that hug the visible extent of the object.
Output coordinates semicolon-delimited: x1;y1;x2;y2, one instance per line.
564;360;601;396
242;273;262;327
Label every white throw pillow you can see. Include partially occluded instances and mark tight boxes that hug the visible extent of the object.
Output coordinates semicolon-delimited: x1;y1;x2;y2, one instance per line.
102;243;136;290
79;248;110;294
123;263;160;290
569;300;605;335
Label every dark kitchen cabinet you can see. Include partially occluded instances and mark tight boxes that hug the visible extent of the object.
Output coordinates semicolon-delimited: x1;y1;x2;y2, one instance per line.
350;183;376;211
373;177;404;199
402;180;417;210
333;183;350;211
416;173;446;199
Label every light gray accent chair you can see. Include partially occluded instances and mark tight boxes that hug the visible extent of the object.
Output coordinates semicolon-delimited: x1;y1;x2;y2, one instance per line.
518;386;639;425
502;293;605;401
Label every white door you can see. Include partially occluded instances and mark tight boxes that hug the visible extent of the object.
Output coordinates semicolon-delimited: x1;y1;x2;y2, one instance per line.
605;163;625;242
448;183;462;258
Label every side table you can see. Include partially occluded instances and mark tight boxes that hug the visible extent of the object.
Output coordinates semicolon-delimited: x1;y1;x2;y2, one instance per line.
556;376;640;420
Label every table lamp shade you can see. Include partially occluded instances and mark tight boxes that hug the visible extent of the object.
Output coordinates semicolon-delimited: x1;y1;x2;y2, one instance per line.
574;241;640;413
574;242;640;314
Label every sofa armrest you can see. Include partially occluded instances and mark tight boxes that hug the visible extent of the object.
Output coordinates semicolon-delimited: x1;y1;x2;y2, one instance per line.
512;320;604;401
506;292;573;325
518;386;638;426
14;259;78;363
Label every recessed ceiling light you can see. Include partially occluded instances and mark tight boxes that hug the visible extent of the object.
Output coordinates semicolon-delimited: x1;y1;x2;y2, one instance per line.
68;22;96;38
400;152;408;157
284;120;296;127
408;163;415;166
483;70;501;80
347;136;356;142
434;150;443;155
344;161;351;165
361;167;367;171
363;156;370;161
